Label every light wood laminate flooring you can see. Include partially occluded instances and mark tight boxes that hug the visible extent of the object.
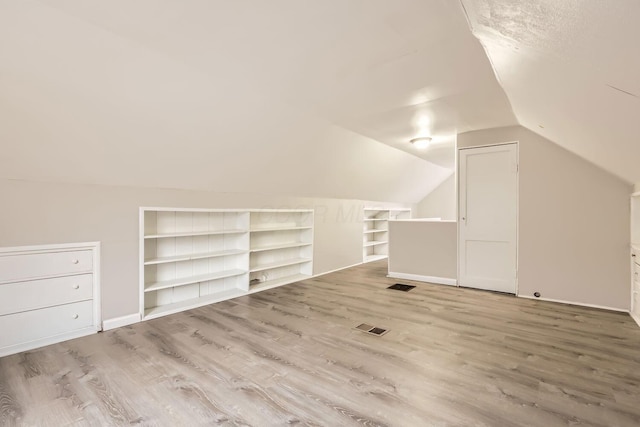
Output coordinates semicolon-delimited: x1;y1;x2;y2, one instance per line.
1;261;640;426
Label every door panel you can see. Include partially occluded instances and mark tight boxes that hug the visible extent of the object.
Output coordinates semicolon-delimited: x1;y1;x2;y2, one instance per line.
459;144;517;293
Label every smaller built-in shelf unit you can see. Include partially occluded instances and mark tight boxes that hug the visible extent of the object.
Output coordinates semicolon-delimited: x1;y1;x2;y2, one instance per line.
141;208;313;320
363;208;411;263
630;192;640;327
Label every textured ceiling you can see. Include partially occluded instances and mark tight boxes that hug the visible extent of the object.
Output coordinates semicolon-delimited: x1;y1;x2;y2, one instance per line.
461;0;640;184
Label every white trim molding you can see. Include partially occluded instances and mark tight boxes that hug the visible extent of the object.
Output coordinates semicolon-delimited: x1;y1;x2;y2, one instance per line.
102;313;141;331
629;311;640;327
387;272;457;286
316;262;365;278
0;328;98;358
518;295;628;313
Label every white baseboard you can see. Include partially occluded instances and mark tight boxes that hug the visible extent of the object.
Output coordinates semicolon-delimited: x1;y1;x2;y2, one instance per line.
387;272;457;286
0;327;97;358
630;311;640;327
313;262;365;278
102;313;140;331
517;295;627;313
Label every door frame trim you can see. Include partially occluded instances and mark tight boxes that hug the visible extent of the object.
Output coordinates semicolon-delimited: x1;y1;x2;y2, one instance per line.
457;141;519;295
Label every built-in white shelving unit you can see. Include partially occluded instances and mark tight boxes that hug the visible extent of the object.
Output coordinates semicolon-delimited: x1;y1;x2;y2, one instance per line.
362;208;411;263
630;192;640;327
140;208;313;320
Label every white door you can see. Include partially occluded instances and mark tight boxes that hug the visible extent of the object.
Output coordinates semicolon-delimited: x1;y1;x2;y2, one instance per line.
459;143;518;293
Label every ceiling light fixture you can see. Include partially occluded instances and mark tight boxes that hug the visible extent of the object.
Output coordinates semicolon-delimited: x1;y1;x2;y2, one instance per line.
410;137;432;149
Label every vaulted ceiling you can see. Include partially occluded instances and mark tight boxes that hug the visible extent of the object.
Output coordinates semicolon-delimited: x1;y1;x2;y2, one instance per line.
0;1;636;203
462;0;640;185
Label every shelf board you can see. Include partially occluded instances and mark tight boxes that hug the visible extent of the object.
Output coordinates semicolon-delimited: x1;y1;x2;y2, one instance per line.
250;242;312;253
144;249;248;265
249;258;311;273
144;288;246;320
250;226;312;233
364;254;388;262
249;273;310;293
144;229;248;239
363;241;388;247
144;269;247;292
363;229;388;234
364;218;386;222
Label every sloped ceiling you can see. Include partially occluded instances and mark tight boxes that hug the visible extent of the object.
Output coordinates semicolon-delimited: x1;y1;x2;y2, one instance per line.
0;0;518;202
461;0;640;185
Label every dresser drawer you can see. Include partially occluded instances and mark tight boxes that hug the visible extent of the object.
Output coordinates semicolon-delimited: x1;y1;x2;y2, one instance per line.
0;300;94;349
0;274;93;316
0;250;93;283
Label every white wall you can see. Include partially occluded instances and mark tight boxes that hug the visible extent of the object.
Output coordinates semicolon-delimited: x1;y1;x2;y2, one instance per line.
458;126;631;310
0;179;410;321
388;220;457;282
416;174;456;220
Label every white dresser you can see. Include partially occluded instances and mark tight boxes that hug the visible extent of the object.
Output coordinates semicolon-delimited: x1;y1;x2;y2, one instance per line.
0;242;101;357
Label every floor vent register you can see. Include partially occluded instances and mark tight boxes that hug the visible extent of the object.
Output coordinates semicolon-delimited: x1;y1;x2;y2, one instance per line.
387;283;416;292
355;323;389;336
